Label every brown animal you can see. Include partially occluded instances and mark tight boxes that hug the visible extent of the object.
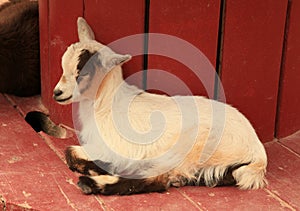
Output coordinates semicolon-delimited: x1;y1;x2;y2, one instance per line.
0;0;40;96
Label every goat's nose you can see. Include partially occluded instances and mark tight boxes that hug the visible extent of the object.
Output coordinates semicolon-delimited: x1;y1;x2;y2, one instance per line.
53;89;63;97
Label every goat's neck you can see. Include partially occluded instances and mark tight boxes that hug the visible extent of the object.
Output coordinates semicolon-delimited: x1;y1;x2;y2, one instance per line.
95;65;124;107
94;65;143;111
77;66;124;127
78;65;143;127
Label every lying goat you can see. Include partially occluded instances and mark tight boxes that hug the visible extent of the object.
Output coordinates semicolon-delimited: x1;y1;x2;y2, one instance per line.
53;17;267;195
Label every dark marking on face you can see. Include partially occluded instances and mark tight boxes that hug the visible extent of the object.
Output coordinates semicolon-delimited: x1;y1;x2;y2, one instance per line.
77;49;96;72
61;76;67;83
75;49;102;96
76;50;97;83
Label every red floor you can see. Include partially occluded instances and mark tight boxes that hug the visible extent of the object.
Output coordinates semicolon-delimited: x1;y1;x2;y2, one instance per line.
0;93;300;211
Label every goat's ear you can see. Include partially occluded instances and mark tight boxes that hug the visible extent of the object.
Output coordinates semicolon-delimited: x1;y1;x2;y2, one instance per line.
77;17;95;42
104;54;132;69
112;54;132;65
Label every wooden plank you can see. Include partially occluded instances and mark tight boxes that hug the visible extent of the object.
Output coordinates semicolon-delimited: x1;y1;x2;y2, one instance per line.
219;0;288;142
264;141;300;209
147;0;221;96
276;0;300;138
2;94;300;211
41;0;83;127
4;95;48;116
0;94;105;210
279;130;300;155
102;189;201;210
180;186;290;210
39;0;50;113
84;0;145;88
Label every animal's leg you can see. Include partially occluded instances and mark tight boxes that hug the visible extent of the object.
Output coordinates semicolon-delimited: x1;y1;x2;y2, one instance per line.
65;146;110;176
78;174;169;195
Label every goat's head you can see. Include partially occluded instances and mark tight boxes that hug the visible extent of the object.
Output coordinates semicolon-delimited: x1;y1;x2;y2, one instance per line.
53;17;131;104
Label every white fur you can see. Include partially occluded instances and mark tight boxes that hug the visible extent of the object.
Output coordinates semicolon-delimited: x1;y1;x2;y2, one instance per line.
54;17;267;189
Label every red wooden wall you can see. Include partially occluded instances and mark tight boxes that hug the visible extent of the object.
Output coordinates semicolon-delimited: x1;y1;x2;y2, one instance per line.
39;0;300;142
219;0;288;141
276;0;300;138
147;0;220;97
39;0;83;127
84;0;145;88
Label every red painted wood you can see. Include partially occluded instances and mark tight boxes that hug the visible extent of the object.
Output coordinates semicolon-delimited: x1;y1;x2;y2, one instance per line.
102;189;201;210
5;95;48;116
0;94;105;210
276;1;300;138
220;0;287;142
39;0;50;114
265;142;300;209
279;130;300;156
84;0;145;88
181;186;288;210
40;0;83;127
147;0;221;97
2;94;300;211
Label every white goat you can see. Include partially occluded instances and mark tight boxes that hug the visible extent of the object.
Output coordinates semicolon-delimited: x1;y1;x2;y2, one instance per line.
53;17;267;195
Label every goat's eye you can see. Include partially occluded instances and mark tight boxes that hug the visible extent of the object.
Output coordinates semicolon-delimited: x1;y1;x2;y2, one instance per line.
76;70;89;83
79;72;89;77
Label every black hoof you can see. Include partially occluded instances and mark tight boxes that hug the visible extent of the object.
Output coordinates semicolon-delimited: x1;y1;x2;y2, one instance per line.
78;176;100;194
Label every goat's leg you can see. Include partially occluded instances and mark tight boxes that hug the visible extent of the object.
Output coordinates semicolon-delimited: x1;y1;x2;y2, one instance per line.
77;174;170;195
65;146;110;176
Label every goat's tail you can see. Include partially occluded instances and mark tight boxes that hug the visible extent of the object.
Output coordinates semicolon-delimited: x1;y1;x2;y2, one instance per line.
232;158;267;189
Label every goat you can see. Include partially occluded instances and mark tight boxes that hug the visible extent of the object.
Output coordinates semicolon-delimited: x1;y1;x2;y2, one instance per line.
0;0;40;96
53;17;267;195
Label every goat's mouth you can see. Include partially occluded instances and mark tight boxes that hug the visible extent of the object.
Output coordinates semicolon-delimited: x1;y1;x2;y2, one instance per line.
54;95;73;104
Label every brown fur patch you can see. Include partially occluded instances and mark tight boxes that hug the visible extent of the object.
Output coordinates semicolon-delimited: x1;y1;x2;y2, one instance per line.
61;76;67;83
65;147;109;175
0;0;40;96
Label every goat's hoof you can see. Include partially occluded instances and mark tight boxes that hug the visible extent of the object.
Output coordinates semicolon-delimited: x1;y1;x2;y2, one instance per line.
78;176;99;194
69;166;77;172
78;182;92;194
